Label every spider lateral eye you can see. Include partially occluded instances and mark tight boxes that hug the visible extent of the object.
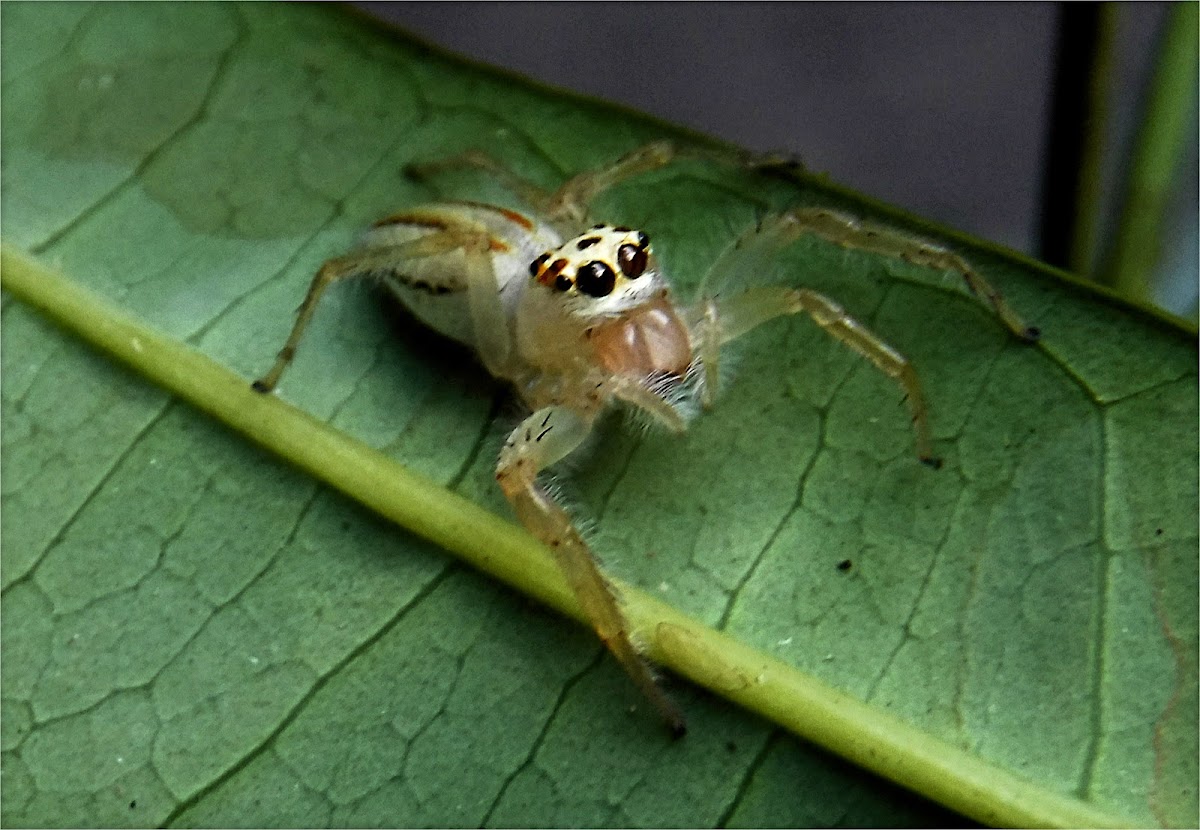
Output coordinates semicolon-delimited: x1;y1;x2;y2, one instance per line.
544;258;572;291
576;261;616;297
529;253;550;277
617;244;647;278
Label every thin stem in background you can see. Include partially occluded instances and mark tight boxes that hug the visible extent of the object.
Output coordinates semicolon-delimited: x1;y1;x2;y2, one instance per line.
1100;2;1199;301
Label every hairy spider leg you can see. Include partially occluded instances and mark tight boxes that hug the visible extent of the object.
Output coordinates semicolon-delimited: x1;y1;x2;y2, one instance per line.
546;141;677;226
407;141;679;234
693;214;809;406
496;404;688;737
695;285;940;467
772;209;1040;342
690;208;1043;463
545;140;789;225
406;150;557;218
252;225;504;393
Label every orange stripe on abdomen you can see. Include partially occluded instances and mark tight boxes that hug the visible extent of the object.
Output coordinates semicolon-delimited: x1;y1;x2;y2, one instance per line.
449;200;535;230
372;212;447;230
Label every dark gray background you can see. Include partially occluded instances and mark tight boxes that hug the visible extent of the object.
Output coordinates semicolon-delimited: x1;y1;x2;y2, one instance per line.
361;3;1195;313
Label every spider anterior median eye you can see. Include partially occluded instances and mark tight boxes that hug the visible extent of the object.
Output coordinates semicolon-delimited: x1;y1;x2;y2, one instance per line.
618;244;647;278
576;261;616;297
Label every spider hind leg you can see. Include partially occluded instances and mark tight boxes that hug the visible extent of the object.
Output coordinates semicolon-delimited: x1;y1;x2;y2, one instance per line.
252;222;507;393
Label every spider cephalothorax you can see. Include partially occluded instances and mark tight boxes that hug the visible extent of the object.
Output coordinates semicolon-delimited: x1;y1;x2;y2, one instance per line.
520;225;692;382
529;225;657;313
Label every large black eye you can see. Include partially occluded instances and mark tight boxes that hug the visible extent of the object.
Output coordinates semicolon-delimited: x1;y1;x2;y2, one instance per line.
617;243;647;278
576;261;616;297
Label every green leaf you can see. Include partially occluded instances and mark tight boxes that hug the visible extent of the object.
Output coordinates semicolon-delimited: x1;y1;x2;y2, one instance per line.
2;4;1195;828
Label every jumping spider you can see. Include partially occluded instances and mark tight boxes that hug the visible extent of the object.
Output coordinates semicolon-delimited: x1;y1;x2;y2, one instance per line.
252;141;1039;736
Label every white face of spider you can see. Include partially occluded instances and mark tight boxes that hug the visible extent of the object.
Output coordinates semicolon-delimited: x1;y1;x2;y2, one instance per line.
528;224;664;317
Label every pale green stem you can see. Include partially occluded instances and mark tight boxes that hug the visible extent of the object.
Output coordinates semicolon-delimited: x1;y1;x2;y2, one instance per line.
1100;2;1200;299
1;244;1132;828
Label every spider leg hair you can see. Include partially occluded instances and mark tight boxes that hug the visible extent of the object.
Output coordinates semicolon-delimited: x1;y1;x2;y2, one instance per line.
497;405;688;736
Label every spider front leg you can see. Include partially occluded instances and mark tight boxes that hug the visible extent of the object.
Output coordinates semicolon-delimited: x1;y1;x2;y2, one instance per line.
696;286;941;467
496;404;688;736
